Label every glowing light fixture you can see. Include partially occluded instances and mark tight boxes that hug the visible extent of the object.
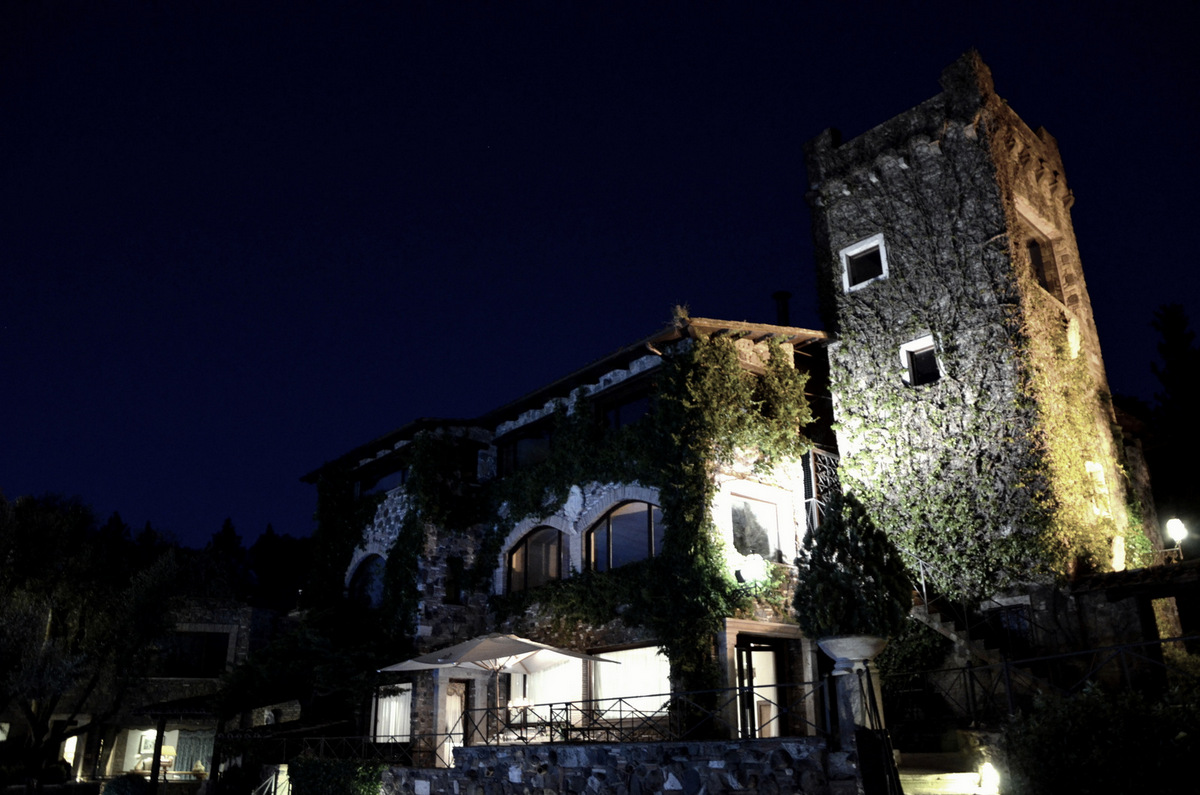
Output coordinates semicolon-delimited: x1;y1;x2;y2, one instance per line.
734;554;770;599
1167;518;1188;547
737;554;769;583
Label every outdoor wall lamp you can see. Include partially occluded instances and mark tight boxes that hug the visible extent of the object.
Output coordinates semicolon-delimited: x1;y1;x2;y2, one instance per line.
1162;518;1188;564
1167;518;1188;547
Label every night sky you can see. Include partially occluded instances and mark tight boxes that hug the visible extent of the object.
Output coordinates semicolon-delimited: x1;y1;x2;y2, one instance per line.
4;2;1197;548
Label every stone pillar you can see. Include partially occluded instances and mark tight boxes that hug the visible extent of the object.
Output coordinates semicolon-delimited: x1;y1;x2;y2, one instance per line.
817;636;888;750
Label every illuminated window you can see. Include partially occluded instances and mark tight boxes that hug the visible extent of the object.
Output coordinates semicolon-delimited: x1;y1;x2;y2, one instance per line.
839;233;889;292
586;501;663;571
374;684;412;742
507;526;564;593
517;659;584;721
731;496;779;559
900;335;940;386
593;646;671;716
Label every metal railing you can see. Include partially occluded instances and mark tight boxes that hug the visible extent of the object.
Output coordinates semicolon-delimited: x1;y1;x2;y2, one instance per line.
299;680;831;768
882;634;1200;734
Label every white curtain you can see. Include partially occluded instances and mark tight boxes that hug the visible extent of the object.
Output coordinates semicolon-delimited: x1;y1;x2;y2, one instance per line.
520;659;583;722
374;684;412;741
593;646;670;716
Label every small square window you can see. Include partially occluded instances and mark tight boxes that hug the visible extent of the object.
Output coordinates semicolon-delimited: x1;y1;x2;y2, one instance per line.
900;335;940;386
839;234;889;292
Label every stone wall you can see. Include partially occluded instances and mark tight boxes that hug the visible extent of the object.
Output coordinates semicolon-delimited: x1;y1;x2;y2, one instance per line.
382;738;860;795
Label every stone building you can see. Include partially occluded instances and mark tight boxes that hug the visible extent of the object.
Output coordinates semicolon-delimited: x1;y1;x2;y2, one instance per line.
48;598;290;784
307;316;838;761
304;53;1175;783
805;51;1150;602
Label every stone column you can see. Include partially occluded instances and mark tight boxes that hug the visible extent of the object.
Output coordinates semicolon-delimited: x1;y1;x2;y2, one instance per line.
817;636;888;750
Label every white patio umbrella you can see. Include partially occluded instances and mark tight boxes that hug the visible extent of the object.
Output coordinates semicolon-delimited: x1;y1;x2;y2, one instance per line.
380;633;615;675
380;633;618;748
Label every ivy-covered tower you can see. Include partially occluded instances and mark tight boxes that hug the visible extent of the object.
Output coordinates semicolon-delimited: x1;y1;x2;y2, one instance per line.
805;52;1148;598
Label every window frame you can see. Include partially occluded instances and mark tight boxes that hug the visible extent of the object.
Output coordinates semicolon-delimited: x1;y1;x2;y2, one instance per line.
839;233;889;293
495;420;553;477
585;501;662;572
899;334;941;386
730;494;781;560
507;525;565;593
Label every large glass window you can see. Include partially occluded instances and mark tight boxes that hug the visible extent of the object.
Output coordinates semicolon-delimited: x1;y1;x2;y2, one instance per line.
731;496;779;559
508;526;564;593
497;423;552;477
593;646;671;716
516;659;584;718
152;631;232;678
586;501;663;572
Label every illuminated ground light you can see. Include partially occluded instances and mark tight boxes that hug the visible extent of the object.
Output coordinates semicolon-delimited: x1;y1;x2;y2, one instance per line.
979;761;1001;795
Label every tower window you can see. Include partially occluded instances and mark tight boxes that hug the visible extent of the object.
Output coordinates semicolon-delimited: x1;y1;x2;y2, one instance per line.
1026;236;1064;303
839;234;889;292
899;335;940;386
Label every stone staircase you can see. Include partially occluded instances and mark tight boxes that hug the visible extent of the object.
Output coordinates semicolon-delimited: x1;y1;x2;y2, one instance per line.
909;591;1052;702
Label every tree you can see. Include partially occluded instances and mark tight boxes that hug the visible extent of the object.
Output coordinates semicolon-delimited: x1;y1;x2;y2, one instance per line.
793;492;912;639
248;524;312;611
0;495;177;777
1149;305;1200;554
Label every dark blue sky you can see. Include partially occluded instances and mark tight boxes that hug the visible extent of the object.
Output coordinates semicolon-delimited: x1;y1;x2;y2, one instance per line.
4;1;1197;548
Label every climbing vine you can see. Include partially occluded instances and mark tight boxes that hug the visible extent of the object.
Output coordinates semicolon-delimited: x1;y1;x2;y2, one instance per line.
811;102;1140;602
1018;281;1123;576
380;326;813;691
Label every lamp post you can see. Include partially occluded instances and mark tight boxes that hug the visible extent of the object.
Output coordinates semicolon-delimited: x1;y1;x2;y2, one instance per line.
1163;518;1188;563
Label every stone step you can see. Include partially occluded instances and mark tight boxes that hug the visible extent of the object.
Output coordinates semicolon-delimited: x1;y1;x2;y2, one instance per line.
898;770;991;795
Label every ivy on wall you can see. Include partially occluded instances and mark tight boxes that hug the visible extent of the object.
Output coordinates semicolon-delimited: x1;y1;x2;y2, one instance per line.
380;325;813;691
1018;281;1122;576
818;121;1052;601
812;106;1136;601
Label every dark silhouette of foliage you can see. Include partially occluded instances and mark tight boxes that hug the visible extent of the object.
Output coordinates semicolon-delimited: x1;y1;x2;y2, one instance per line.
1148;304;1200;555
247;524;312;611
0;494;177;777
308;462;384;607
1001;684;1200;795
793;492;912;638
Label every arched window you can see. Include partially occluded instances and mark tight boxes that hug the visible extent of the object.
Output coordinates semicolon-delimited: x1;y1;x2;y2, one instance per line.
586;501;663;572
507;526;564;593
349;554;386;608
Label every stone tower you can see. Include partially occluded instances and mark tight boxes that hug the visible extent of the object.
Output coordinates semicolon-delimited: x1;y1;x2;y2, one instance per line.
805;52;1145;598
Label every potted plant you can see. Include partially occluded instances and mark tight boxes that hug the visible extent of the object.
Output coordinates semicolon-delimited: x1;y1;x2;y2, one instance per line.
793;492;912;744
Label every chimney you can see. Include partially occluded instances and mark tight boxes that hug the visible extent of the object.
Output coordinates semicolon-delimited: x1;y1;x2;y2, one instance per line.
772;291;792;326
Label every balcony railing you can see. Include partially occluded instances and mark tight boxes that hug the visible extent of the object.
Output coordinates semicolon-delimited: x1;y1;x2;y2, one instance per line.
300;680;830;768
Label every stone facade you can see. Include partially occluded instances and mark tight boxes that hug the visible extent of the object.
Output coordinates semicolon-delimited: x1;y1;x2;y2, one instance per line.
382;738;858;795
805;51;1146;598
324;318;831;761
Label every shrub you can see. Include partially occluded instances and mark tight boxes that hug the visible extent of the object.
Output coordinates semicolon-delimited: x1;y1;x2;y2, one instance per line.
102;773;149;795
1000;684;1200;794
288;757;384;795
